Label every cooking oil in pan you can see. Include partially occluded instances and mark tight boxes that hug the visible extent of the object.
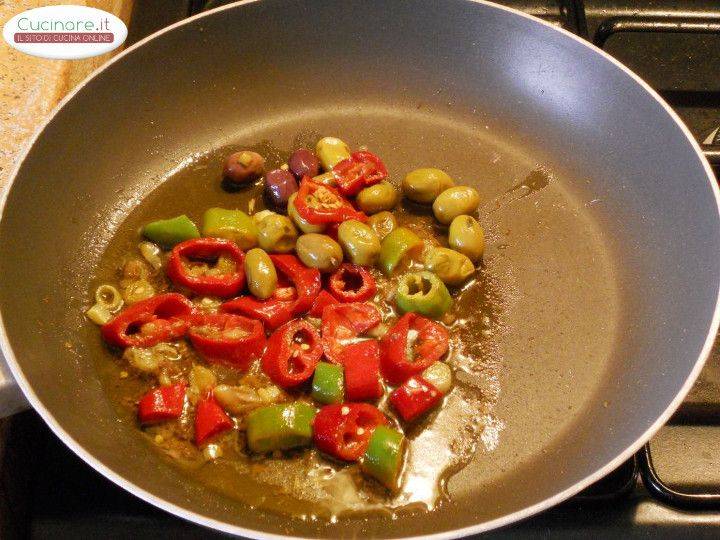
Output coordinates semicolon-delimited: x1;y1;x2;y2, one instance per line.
91;132;604;521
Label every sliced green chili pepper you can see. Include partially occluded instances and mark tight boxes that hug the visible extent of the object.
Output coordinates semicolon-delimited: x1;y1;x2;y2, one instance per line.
395;271;452;319
311;362;344;404
378;227;422;275
360;425;405;490
142;215;200;248
246;402;316;453
202;208;258;250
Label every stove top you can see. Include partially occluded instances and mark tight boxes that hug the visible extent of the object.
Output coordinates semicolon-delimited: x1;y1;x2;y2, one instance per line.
3;1;719;537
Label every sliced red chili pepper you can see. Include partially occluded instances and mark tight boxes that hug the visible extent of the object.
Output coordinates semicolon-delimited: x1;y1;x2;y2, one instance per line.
195;394;234;445
221;297;294;332
312;403;387;461
332;151;388;196
221;254;320;331
272;268;299;301
389;376;442;422
380;313;449;385
261;320;323;388
309;290;339;318
272;254;321;314
137;383;186;424
321;303;381;364
101;293;193;349
294;176;367;225
341;340;383;401
273;286;297;301
167;238;245;298
188;313;266;370
328;264;377;303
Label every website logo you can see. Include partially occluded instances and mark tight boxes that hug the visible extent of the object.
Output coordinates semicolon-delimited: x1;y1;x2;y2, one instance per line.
2;5;127;60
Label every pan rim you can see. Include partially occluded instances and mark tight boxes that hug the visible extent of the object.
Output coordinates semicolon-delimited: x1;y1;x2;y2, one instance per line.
0;0;718;538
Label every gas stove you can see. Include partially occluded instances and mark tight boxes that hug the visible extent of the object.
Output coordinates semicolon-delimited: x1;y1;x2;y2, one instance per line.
2;1;720;537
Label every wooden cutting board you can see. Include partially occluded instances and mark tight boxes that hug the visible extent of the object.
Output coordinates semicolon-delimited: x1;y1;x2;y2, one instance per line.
0;0;134;188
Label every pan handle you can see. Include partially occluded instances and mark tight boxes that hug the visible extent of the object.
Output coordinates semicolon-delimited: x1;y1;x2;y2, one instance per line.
638;442;720;509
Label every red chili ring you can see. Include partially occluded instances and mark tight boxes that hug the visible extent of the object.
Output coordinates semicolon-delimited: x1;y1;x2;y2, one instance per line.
312;403;388;461
328;263;377;303
261;319;323;388
188;312;266;371
167;238;246;298
101;293;193;348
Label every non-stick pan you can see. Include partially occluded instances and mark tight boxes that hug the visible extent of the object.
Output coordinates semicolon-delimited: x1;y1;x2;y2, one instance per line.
1;0;719;537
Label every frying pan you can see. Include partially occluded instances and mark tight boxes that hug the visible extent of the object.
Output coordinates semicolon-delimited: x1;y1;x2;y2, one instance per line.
1;0;719;537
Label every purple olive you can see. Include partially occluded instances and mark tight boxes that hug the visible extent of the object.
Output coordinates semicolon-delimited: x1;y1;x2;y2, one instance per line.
224;150;265;184
265;169;299;207
288;148;320;179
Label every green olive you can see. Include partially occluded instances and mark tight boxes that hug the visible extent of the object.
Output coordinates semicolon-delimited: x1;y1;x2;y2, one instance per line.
356;182;399;214
448;215;485;262
432;186;480;225
367;211;397;239
257;214;298;253
315;137;351;171
287;193;326;234
402;168;455;204
296;233;344;273
337;220;381;266
244;248;278;300
252;209;276;227
424;247;475;286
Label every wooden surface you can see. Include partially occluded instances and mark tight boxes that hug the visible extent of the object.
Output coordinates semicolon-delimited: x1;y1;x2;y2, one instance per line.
0;0;134;188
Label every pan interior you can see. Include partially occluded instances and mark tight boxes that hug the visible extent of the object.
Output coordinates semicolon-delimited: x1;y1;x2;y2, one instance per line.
0;0;718;537
89;108;619;518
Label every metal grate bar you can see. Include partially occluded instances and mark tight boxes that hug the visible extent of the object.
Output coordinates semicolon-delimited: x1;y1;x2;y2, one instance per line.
639;443;720;510
594;16;720;47
559;0;589;38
